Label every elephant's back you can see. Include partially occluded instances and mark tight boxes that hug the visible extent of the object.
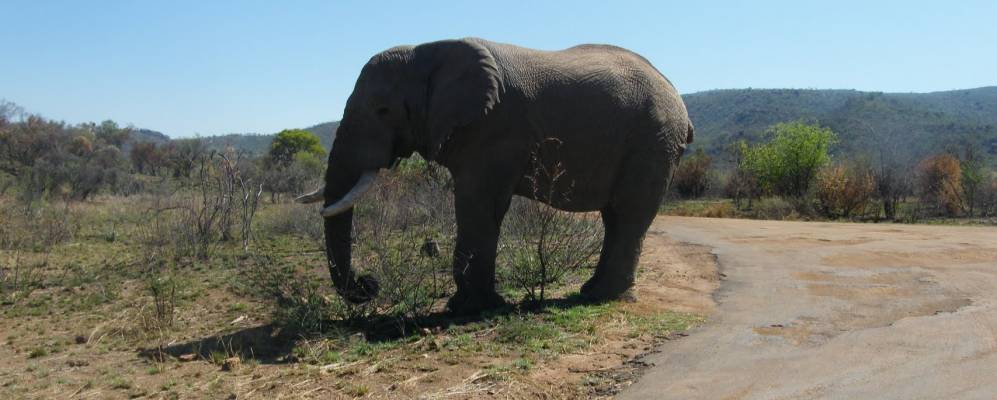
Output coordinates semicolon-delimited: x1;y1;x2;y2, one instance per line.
483;40;688;146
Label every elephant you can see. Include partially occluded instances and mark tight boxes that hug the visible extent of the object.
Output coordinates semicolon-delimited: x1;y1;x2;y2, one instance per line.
297;37;693;315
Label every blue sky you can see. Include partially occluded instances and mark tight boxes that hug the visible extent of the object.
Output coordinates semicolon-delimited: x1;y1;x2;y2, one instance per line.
2;0;995;137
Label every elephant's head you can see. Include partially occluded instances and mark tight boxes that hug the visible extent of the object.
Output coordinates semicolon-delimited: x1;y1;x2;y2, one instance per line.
296;38;502;304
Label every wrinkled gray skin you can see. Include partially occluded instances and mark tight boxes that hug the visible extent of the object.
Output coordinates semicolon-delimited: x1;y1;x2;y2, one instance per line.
320;38;693;315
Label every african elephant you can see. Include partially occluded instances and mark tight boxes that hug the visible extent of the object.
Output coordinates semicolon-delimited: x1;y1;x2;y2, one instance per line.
298;38;693;315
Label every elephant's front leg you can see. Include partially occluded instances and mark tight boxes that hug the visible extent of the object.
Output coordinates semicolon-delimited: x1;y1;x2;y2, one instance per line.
446;182;513;315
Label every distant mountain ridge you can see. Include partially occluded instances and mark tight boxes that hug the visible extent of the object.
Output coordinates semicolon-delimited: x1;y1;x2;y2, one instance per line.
135;121;340;155
683;86;997;165
138;87;996;165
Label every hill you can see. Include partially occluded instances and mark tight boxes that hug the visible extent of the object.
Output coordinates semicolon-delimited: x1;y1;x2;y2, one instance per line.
196;121;340;155
683;87;997;166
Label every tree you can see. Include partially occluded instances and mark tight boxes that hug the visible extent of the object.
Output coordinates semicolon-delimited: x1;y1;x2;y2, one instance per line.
917;154;963;216
672;148;712;198
93;120;131;149
130;142;162;175
742;121;837;198
814;160;875;219
268;129;324;167
743;122;837;198
724;140;761;209
959;147;985;217
164;138;207;179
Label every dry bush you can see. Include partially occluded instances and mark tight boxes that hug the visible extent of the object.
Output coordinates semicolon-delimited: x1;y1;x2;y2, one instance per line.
672;148;713;199
815;162;875;219
724;169;761;209
247;160;458;331
0;200;77;251
144;150;268;259
353;163;457;323
917;154;963;216
500;198;602;304
498;142;603;304
140;260;186;335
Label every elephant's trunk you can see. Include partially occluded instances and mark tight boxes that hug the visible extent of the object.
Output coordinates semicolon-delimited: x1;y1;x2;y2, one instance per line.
321;165;379;304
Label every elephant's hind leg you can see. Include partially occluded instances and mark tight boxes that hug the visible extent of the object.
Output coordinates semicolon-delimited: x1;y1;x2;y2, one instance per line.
580;206;656;301
581;149;672;302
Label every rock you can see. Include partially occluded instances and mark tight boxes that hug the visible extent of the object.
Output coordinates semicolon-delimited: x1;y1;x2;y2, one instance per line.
178;353;197;362
74;335;87;345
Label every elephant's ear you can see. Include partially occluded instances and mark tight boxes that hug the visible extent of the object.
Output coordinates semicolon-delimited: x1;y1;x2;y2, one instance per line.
414;39;502;160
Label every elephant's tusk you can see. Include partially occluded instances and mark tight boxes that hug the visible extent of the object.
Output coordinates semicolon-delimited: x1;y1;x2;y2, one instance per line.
295;186;325;204
321;170;378;218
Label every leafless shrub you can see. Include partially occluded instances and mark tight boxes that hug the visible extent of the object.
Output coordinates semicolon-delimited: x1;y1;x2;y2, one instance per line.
142;263;183;334
0;200;76;251
352;163;457;324
499;141;603;305
672;148;713;199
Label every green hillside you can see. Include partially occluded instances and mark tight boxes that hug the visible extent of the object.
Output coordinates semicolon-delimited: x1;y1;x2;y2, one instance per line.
683;87;997;166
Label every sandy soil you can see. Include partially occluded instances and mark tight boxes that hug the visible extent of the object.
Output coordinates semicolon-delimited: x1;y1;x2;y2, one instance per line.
621;217;997;400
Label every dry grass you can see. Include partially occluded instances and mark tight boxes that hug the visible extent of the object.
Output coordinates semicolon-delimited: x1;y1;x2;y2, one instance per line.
0;166;707;399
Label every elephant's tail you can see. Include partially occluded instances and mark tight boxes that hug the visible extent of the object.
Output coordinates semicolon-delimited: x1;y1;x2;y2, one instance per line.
686;121;695;144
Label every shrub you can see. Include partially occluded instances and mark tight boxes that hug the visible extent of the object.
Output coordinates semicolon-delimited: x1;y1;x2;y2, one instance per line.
498;141;603;304
917;154;963;216
959;150;986;217
815;162;875;219
741;121;837;199
977;174;997;218
672;148;713;199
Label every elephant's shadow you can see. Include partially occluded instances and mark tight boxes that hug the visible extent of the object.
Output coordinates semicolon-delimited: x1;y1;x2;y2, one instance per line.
138;295;593;365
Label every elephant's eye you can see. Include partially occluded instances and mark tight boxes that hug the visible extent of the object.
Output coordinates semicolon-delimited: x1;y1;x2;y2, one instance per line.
375;107;390;117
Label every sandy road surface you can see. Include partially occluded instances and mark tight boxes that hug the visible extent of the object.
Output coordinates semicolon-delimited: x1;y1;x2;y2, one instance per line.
621;217;997;400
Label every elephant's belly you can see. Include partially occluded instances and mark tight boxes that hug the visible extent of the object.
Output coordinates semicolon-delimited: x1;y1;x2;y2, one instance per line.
511;162;618;212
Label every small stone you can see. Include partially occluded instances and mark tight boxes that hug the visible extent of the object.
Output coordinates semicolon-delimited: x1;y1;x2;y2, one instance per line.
178;354;197;362
74;335;87;345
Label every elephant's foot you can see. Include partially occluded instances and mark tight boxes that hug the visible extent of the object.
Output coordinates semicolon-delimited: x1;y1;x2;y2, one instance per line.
580;277;637;303
447;290;507;316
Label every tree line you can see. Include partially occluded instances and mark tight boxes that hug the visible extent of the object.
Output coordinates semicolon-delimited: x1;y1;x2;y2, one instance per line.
0;100;326;206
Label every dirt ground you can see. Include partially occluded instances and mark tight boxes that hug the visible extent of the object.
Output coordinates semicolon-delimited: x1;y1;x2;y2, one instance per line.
621;217;997;400
0;218;719;400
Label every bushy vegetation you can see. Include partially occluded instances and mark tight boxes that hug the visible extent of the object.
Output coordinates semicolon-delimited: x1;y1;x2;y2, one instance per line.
667;119;997;224
672;148;713;199
1;106;690;397
740;121;837;199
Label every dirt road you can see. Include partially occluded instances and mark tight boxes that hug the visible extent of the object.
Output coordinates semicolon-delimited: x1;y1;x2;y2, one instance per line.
621;217;997;400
